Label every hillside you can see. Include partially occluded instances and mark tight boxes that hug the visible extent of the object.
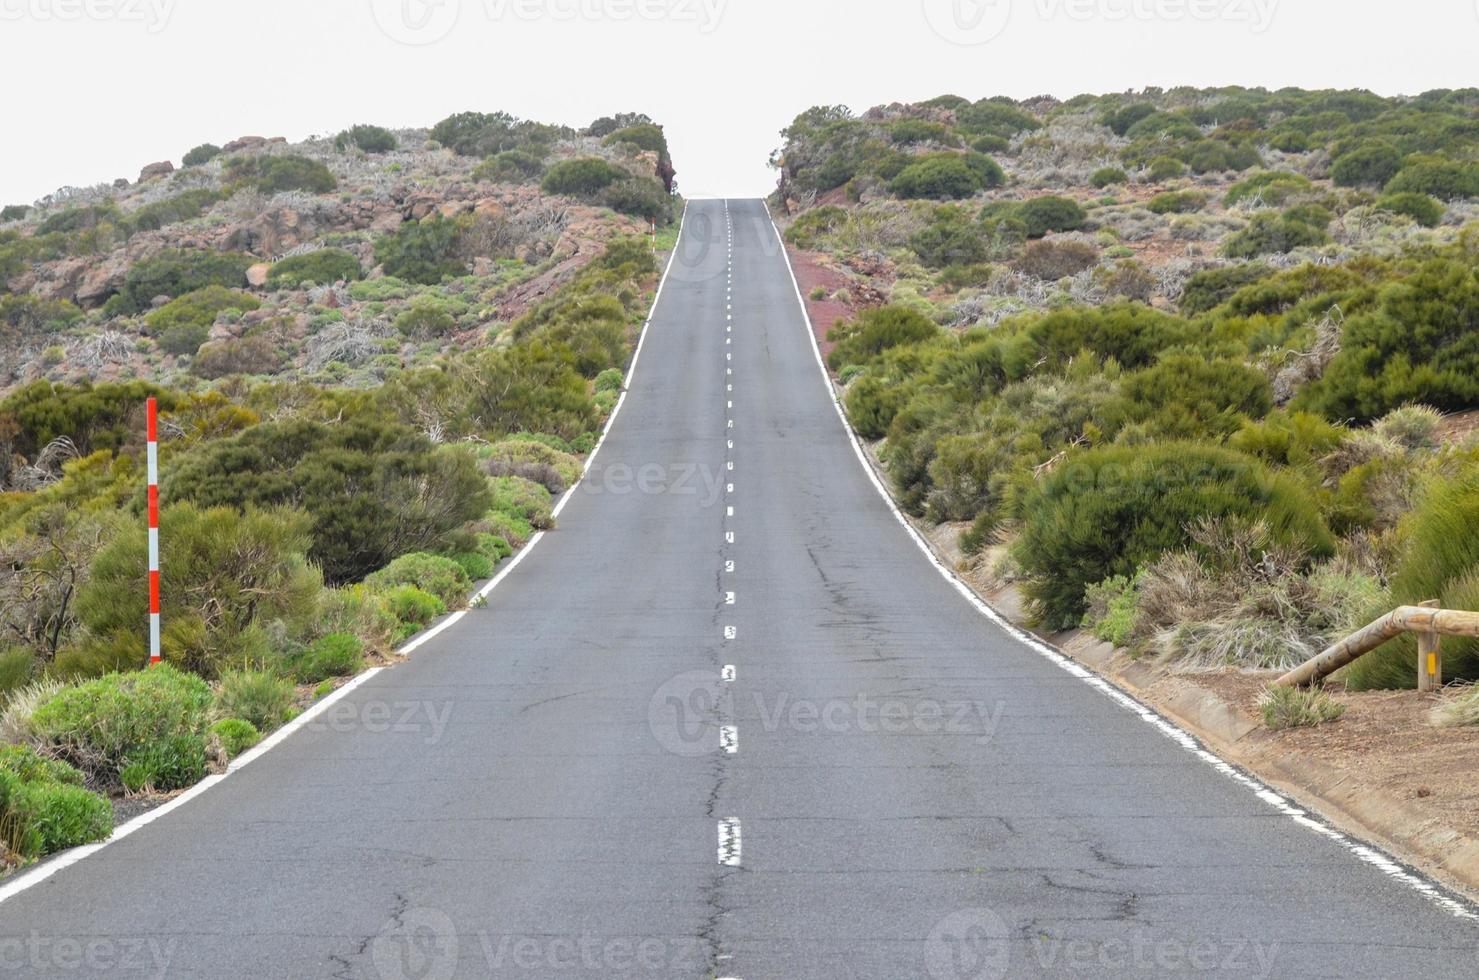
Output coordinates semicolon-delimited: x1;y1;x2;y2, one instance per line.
1;113;675;399
0;110;678;868
772;87;1479;699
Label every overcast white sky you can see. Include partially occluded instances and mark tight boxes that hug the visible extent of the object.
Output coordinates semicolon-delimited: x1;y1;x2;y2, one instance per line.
1;0;1476;204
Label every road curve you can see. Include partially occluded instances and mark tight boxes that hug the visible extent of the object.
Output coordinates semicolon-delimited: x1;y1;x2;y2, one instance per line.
0;198;1474;979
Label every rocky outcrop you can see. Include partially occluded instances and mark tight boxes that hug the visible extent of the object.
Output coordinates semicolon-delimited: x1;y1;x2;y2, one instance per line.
138;161;175;182
221;136;287;153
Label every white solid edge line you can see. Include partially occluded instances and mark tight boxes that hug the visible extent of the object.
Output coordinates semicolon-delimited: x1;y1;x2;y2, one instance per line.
761;201;1479;922
0;204;694;908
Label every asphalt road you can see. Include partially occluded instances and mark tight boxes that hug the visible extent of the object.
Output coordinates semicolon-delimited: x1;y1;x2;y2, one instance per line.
0;198;1475;979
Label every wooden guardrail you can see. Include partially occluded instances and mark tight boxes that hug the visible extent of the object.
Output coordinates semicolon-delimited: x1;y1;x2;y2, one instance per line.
1276;600;1479;690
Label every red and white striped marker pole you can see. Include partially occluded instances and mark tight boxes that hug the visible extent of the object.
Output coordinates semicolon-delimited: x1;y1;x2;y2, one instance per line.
146;397;161;666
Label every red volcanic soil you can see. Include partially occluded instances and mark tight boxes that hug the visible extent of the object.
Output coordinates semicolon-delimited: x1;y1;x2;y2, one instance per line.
786;248;855;364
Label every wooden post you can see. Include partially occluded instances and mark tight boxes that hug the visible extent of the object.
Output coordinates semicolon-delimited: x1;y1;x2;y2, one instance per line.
1418;599;1441;693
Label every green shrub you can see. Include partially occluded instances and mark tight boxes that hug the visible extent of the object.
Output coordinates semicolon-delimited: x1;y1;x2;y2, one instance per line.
145;283;261;341
1014;443;1334;629
1224;171;1312;207
1222;211;1329;258
0;379;175;460
1259;685;1345;730
374;215;467;284
826;305;938;370
315;586;399;656
1294;256;1479;419
1;204;32;222
489;474;555;531
1346;465;1479;689
1148;156;1188;181
1115;355;1273;438
431;110;563;158
1124;111;1201;142
481;437;583;489
162;420;491;585
119;733;209;793
474;150;546;183
191;335;285;379
1177;139;1261;175
449;551;494;581
267;248;363;287
1146;191;1205;214
336;124;398;153
1229;411;1346;467
909;218;988;268
1385;158;1479;199
541;157;627;196
1015;239;1098;280
292;633;363;684
28;664;213;788
366;553;471;609
1082;575;1141;647
784;205;848;249
889;154;999;199
383;584;444;634
107;249;254;315
0;768;112;856
1331;145;1402;188
602;178;671;221
182;144;221;167
209;718;261;757
216;669;294;732
1377;192;1443;228
77;504;321;674
1020;303;1195;370
0;295;83;338
460;343;600;440
125;189;223;233
1090;167;1128;189
1017;196;1086;237
394;296;458;337
1178;263;1271;315
0;647;36;696
1103;103;1157;136
594;368;623;392
225;154;336;194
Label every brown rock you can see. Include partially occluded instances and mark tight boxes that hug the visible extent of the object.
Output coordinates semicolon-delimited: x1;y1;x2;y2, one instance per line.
222;136;270;153
75;256;131;308
370;210;403;234
138;161;175;182
404;194;440;221
246;263;271;287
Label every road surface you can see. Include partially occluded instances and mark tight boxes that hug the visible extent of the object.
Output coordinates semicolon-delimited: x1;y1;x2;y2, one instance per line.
0;199;1475;978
